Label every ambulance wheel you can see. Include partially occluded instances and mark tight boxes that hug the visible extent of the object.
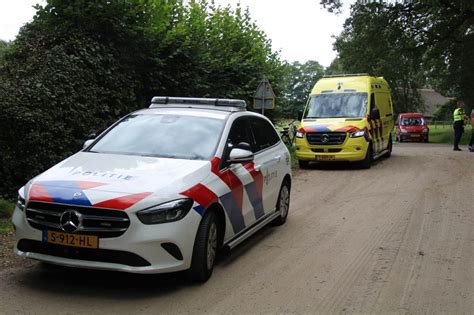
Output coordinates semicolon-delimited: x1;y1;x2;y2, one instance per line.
272;180;291;226
360;143;373;169
298;160;310;169
383;136;392;158
187;211;218;282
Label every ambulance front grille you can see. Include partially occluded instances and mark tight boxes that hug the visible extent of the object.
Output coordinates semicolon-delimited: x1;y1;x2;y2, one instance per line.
306;132;347;145
25;202;130;238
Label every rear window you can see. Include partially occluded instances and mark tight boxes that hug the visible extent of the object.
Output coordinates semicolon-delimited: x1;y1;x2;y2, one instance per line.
401;117;424;126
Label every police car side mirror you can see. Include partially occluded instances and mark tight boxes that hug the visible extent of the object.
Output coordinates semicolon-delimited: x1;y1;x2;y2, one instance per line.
236;142;252;151
297;110;303;121
228;148;254;164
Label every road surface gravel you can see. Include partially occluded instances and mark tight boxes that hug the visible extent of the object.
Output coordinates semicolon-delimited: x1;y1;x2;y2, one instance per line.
0;143;473;314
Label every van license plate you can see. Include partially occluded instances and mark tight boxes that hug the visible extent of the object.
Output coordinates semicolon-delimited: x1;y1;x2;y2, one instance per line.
43;230;99;249
316;155;335;161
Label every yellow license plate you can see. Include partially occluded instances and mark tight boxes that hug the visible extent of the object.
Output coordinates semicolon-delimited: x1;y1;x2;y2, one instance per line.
316;155;336;161
44;230;98;248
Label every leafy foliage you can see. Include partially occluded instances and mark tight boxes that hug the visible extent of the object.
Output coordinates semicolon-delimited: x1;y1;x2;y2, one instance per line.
0;0;286;198
279;60;325;118
325;0;474;115
333;2;424;114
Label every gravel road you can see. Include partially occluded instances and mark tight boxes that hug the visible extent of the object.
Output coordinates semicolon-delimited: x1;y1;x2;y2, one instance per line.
0;143;473;314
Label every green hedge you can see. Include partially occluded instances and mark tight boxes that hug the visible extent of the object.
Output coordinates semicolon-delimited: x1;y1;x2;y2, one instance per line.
0;0;286;198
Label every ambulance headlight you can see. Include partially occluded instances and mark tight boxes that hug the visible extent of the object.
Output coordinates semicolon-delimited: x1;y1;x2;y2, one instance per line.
137;199;193;224
295;131;305;138
350;130;365;138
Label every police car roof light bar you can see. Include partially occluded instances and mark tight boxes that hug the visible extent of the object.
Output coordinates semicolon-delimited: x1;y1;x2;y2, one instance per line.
323;73;370;78
150;96;246;108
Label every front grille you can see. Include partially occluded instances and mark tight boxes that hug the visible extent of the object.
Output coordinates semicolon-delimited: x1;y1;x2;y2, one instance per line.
18;239;150;267
306;132;347;145
26;202;130;238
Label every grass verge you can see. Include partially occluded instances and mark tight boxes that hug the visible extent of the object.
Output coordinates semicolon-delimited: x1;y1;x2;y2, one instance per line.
0;199;15;235
428;125;472;145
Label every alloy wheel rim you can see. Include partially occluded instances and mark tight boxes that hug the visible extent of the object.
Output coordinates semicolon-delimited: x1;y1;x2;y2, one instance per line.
207;222;217;269
280;186;290;218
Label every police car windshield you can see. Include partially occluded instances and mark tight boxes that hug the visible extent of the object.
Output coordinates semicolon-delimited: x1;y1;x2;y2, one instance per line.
304;93;368;118
88;114;225;160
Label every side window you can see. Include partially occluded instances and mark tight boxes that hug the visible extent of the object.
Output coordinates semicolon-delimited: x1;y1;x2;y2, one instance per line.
249;117;280;152
227;118;253;150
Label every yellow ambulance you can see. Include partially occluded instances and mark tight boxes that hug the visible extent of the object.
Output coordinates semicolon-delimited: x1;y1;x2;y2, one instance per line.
295;74;394;168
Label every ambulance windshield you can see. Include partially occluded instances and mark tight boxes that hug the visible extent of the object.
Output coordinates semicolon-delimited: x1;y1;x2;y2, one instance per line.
304;93;368;118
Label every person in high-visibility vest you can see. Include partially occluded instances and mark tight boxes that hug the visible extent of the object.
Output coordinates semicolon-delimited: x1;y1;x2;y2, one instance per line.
453;100;467;151
469;109;474;152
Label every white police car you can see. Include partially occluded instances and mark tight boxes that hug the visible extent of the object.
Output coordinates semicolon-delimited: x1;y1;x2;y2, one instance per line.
12;97;292;281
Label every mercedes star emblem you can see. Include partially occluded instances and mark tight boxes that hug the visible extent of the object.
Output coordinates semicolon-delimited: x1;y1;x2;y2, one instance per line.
59;210;82;233
321;134;330;144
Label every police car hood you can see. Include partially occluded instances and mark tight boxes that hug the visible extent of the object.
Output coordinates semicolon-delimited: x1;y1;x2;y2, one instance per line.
27;152;211;210
299;118;366;133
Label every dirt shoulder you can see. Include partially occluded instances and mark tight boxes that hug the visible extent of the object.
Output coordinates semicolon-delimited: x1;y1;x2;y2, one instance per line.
0;232;34;270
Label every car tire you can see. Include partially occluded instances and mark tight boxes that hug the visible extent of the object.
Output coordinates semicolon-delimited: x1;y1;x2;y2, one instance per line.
187;211;218;282
383;136;392;158
272;180;291;226
360;143;373;169
298;160;310;169
424;136;429;143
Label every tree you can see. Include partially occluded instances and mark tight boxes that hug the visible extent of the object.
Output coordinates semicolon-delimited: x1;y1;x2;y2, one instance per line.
333;3;424;114
280;60;325;117
0;40;10;63
323;0;474;114
0;0;286;198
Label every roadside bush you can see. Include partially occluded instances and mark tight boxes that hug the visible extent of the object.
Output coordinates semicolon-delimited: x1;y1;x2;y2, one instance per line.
0;0;286;198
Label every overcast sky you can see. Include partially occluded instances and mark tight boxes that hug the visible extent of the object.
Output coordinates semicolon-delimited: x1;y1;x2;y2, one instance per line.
0;0;351;67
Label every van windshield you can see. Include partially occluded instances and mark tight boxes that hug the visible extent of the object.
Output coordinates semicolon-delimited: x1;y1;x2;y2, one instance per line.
304;93;368;118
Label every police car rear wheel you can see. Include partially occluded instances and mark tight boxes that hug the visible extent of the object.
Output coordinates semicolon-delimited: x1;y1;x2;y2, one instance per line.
187;211;218;282
272;180;291;226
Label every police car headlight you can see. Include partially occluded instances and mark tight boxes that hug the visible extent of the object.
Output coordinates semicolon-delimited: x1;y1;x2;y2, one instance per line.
350;130;365;138
137;199;193;224
16;190;26;211
295;131;305;138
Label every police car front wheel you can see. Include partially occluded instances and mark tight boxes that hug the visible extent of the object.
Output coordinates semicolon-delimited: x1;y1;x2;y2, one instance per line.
272;180;291;226
187;211;219;282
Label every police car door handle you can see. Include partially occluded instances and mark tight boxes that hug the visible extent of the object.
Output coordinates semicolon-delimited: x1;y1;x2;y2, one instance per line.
273;155;281;162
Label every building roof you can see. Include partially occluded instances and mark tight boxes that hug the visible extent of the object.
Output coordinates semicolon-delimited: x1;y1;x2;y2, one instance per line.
419;89;451;115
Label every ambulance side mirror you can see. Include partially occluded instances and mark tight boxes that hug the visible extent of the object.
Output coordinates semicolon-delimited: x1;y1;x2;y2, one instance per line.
297;110;303;121
371;108;380;120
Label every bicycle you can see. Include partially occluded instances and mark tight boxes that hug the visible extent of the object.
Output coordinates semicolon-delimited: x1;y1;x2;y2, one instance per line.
280;120;298;146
